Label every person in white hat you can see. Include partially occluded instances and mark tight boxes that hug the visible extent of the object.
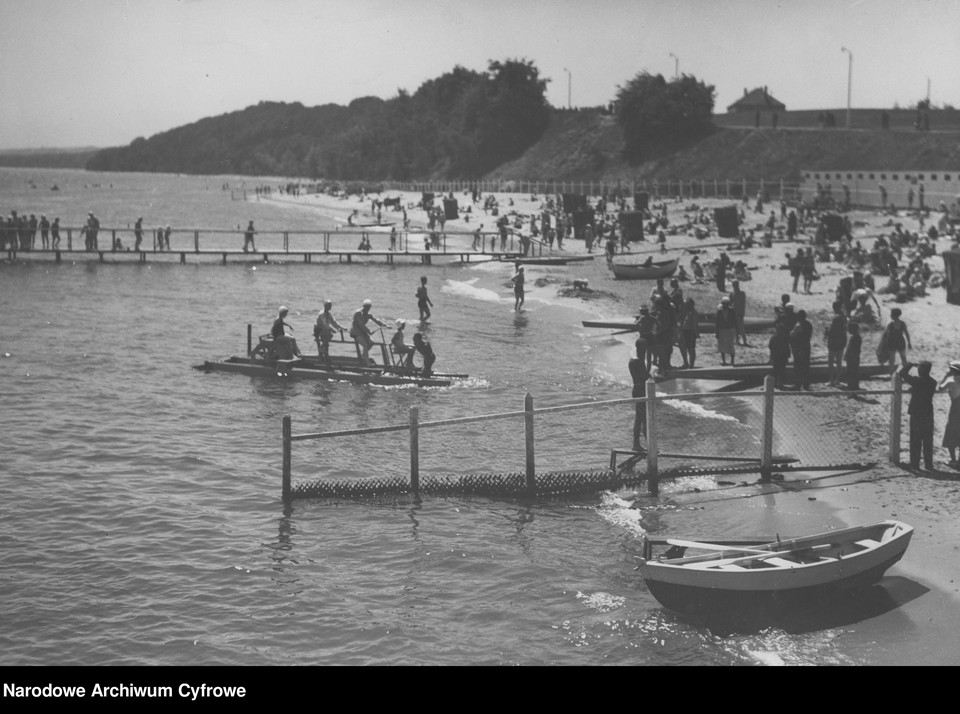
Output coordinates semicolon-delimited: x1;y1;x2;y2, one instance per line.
252;305;301;359
314;300;345;362
939;360;960;466
390;318;415;367
350;299;388;365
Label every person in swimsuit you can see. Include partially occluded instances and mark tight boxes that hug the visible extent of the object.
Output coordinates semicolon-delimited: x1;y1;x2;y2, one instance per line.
511;266;525;311
412;332;436;376
416;276;433;322
391;319;416;367
350;299;388;365
880;307;912;371
313;300;345;362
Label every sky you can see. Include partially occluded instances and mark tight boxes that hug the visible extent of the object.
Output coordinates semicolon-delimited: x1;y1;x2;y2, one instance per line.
1;0;958;150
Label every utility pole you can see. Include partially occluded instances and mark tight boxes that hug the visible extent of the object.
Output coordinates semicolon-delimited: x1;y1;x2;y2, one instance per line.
841;47;853;128
563;67;571;109
669;52;678;80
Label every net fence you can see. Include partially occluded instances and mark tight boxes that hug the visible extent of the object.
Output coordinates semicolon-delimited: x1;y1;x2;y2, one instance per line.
286;385;901;500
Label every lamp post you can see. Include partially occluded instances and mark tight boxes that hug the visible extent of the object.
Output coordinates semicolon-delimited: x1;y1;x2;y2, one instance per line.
563;67;571;109
669;52;678;80
841;47;852;128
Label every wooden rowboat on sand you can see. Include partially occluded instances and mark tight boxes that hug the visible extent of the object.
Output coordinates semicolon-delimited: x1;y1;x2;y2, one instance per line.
608;257;679;280
636;520;913;630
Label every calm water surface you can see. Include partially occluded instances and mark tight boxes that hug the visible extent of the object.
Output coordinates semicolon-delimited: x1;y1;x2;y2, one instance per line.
0;168;868;666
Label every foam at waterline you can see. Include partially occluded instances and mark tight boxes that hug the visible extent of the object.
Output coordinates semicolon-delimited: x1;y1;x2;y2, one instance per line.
441;277;504;303
597;491;647;537
662;398;741;423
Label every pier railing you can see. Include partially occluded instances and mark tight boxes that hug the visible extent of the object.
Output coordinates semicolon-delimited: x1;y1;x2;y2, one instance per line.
2;225;544;263
280;374;905;501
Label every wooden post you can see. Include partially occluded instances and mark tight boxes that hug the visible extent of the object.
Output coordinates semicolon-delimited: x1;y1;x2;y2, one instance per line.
889;372;902;464
247;323;253;356
282;415;292;502
760;375;775;482
524;392;536;493
410;406;420;493
645;379;658;494
67;228;72;251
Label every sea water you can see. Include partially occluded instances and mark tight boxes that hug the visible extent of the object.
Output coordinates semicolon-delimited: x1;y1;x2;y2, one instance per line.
1;167;861;666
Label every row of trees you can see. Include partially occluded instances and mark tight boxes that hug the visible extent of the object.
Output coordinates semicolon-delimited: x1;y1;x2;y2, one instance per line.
87;60;716;178
88;60;551;180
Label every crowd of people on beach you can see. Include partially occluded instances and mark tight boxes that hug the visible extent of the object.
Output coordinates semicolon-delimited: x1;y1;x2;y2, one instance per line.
615;187;960;469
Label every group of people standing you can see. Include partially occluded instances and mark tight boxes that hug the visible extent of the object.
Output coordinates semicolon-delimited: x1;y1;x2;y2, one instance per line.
1;211;61;251
255;277;438;376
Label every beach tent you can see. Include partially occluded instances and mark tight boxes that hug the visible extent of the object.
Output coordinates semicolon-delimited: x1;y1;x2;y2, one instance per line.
944;248;960;305
820;213;845;241
563;193;588;214
443;198;459;220
713;205;739;238
571;209;594;241
620;211;646;243
422;192;435;210
634;191;650;211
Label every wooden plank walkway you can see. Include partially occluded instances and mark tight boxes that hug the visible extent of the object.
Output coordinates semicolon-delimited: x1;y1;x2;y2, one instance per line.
4;247;524;265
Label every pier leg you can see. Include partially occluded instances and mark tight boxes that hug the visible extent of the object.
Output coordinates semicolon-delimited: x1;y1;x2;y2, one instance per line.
889;372;902;464
760;375;775;482
524;393;536;494
410;407;420;495
282;416;292;502
55;251;61;263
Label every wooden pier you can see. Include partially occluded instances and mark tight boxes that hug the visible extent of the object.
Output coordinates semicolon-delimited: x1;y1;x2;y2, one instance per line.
3;246;524;266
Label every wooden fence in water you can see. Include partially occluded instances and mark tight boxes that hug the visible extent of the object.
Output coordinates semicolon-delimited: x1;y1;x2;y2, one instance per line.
281;375;905;502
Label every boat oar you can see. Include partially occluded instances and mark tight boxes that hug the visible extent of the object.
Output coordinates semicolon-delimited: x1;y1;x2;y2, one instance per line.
665;539;771;555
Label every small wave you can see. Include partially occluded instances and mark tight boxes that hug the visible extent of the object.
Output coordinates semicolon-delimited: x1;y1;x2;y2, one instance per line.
576;591;626;613
442;278;504;303
663;399;740;422
596;492;647;536
731;628;856;666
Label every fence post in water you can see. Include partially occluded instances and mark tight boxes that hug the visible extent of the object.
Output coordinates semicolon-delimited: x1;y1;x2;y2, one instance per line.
889;372;902;464
524;393;536;493
282;416;292;501
645;379;659;494
194;230;199;252
760;375;775;482
409;406;420;494
247;324;253;356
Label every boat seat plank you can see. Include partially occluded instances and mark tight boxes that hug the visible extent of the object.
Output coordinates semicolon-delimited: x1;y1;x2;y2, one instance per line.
763;557;798;568
855;539;880;549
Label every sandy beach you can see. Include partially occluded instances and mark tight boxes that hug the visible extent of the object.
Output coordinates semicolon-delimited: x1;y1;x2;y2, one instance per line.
261;185;960;662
